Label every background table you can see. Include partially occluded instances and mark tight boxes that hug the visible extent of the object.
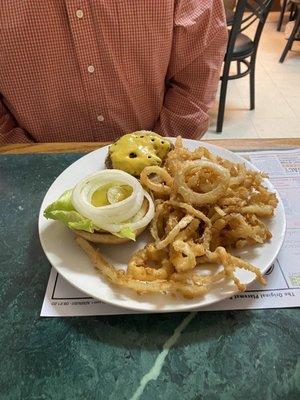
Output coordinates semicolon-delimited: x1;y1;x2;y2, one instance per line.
1;139;299;400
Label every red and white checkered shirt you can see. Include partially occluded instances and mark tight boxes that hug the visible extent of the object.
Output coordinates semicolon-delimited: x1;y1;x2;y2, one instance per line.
0;0;227;144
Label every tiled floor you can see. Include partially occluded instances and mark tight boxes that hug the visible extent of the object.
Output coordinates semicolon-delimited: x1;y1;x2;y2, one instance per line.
204;12;300;140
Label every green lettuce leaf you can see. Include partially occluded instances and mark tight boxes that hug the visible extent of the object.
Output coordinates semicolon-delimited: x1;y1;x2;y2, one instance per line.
43;190;98;233
44;190;136;240
115;226;136;241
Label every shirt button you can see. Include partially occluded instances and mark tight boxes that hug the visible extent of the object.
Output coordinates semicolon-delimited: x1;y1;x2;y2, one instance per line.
97;115;105;122
88;65;95;73
76;9;84;19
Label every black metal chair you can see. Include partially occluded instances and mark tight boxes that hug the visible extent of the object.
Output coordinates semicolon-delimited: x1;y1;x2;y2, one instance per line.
279;0;300;62
226;7;235;26
278;0;288;31
277;0;297;32
216;0;274;133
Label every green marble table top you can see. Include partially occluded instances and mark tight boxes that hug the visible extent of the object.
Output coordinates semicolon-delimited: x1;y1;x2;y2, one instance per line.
0;153;299;400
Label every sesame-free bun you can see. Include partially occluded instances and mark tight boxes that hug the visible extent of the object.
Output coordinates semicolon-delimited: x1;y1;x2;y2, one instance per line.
72;225;146;244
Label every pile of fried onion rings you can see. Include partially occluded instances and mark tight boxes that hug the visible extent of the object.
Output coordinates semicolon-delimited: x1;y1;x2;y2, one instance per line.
77;137;278;299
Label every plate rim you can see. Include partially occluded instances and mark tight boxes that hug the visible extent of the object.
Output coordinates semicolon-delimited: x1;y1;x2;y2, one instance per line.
38;139;286;312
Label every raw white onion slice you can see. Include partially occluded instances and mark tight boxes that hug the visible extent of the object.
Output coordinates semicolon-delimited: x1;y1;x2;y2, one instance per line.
71;170;154;233
96;190;155;233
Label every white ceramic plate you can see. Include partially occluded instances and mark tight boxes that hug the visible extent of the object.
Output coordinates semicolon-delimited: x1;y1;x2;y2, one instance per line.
39;139;286;312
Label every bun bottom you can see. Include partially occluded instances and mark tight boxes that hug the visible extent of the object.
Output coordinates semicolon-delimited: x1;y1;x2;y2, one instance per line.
72;225;146;244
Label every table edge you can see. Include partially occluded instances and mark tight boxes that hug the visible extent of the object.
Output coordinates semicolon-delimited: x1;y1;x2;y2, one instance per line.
1;138;300;154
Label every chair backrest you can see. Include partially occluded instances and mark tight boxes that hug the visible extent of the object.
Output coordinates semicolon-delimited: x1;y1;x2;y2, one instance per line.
226;0;274;61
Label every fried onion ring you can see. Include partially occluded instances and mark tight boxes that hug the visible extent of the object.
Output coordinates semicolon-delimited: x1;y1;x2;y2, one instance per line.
175;160;230;206
156;215;194;250
170;240;196;272
165;200;211;226
140;166;173;196
77;237;208;298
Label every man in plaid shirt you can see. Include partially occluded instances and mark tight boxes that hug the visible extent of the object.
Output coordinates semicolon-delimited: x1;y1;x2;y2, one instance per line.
0;1;227;143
